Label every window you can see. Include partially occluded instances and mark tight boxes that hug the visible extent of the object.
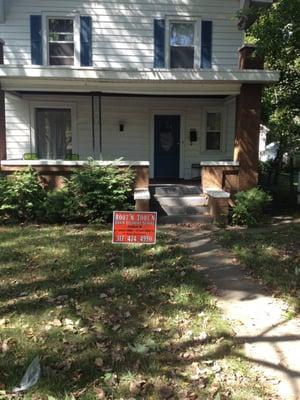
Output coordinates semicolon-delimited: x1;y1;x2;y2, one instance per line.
170;22;195;68
205;112;222;151
35;108;72;159
48;18;74;65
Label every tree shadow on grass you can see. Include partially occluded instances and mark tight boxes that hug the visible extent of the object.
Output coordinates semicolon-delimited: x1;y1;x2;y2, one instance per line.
1;225;285;399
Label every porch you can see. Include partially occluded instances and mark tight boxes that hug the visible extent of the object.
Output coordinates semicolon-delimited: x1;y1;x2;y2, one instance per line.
0;45;279;223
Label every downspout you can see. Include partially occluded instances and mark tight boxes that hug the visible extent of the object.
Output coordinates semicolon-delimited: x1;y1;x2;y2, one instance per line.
98;94;102;160
0;39;6;162
91;94;95;157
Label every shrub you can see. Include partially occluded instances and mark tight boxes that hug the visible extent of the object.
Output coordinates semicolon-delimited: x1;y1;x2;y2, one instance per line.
43;189;74;223
0;168;46;222
232;188;272;227
65;162;135;222
0;163;135;224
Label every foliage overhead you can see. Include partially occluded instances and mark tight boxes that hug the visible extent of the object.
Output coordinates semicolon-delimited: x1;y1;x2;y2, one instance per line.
247;0;300;154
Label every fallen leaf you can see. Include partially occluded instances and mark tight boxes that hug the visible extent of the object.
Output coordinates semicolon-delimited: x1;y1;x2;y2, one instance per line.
158;384;174;399
95;357;104;368
124;311;131;318
94;387;106;399
63;318;74;326
52;319;62;327
129;380;141;395
112;324;121;332
1;339;9;353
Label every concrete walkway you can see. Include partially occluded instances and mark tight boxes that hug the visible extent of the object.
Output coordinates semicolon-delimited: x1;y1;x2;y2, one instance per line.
164;224;300;400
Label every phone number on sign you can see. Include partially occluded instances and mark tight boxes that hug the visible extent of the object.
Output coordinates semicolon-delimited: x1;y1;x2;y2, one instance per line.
115;235;153;243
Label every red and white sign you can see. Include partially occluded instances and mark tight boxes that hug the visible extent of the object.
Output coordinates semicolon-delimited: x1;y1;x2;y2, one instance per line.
112;211;157;245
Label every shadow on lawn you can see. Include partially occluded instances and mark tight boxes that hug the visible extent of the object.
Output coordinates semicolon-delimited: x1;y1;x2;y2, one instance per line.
0;225;224;399
1;225;299;398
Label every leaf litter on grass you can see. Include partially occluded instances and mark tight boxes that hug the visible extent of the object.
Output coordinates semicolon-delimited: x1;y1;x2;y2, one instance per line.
0;225;277;399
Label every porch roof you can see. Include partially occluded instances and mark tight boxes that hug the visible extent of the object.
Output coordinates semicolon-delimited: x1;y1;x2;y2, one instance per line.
0;65;279;96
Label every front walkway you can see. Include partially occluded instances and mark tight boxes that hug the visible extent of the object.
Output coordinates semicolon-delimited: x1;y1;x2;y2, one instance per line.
164;224;300;400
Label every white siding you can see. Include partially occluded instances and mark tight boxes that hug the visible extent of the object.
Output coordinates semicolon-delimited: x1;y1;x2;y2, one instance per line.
5;93;95;160
5;94;236;178
1;0;243;69
102;96;236;178
5;93;31;159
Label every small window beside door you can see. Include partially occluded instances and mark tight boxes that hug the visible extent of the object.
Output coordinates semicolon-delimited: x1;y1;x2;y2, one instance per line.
35;108;72;159
48;18;74;65
205;112;222;151
170;22;195;68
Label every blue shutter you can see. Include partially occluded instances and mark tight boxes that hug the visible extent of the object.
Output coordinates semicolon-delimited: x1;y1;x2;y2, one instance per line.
154;19;165;68
80;16;92;66
201;21;213;69
30;15;42;65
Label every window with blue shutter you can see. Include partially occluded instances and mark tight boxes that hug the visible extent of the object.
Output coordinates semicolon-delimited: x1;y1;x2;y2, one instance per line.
201;21;213;69
154;19;165;68
30;15;43;65
80;16;92;67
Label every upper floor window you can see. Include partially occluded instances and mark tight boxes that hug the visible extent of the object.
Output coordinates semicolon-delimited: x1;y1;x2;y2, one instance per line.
170;22;195;68
48;18;75;65
154;17;212;70
205;111;222;151
30;14;92;67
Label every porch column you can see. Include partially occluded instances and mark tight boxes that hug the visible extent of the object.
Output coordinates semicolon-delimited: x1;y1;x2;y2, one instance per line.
234;45;263;191
0;39;6;161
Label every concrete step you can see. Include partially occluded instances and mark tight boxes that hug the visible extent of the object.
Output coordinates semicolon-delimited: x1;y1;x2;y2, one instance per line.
159;214;213;225
154;195;208;207
151;185;202;197
159;204;208;216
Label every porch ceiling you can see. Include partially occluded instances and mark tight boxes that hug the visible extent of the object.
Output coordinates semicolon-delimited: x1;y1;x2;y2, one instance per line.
0;65;279;96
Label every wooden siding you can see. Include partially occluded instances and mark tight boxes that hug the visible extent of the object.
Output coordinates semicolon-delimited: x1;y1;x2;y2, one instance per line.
1;0;243;70
5;94;236;179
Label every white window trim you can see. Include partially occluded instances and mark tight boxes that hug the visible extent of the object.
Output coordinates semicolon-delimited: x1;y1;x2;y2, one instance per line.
42;12;80;67
202;107;225;153
165;15;201;69
29;101;78;158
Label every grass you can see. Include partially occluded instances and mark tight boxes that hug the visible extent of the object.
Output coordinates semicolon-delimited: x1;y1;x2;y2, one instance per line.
0;225;274;399
216;222;300;314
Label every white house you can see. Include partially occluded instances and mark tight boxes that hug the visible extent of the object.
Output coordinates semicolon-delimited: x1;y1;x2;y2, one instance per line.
0;0;279;193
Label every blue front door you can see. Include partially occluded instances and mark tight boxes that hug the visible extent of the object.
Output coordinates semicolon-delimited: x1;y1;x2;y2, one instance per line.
154;115;180;178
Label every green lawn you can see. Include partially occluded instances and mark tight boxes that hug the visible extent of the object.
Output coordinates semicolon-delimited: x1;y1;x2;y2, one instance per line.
0;225;274;399
217;222;300;315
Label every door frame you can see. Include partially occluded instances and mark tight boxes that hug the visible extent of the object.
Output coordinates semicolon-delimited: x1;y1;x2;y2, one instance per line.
150;110;185;179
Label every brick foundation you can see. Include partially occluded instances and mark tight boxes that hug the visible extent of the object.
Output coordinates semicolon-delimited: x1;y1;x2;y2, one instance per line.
201;165;240;194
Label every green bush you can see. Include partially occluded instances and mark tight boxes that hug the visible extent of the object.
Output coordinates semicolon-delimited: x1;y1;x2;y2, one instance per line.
232;188;272;227
0;163;135;223
0;168;46;222
43;189;74;223
66;162;135;222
